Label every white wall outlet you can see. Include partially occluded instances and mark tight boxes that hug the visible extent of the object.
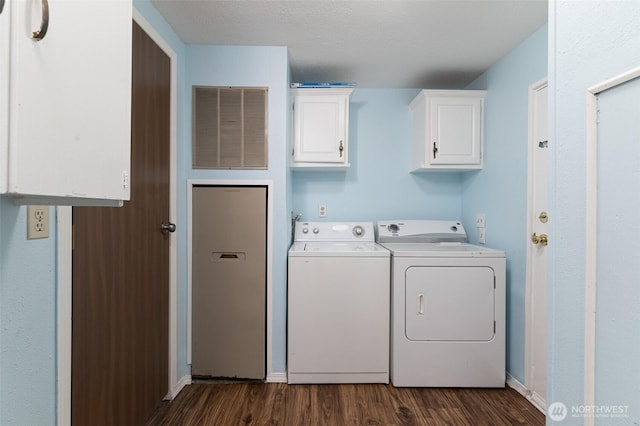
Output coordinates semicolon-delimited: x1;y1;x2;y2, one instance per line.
27;205;50;239
318;204;327;217
478;227;486;244
475;213;486;228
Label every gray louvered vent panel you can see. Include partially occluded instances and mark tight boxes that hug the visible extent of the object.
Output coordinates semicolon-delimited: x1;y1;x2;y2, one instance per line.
193;86;268;169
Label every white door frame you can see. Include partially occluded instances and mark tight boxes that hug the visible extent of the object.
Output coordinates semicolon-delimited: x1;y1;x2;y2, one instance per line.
56;9;179;425
186;179;274;381
524;77;547;413
584;65;640;426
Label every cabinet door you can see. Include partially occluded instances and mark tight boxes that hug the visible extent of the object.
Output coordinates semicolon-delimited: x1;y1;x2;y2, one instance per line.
4;0;132;204
429;96;482;165
293;94;347;164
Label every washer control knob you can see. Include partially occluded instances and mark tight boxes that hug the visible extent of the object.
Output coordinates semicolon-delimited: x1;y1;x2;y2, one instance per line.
302;228;309;234
353;225;365;237
313;228;320;234
388;223;400;233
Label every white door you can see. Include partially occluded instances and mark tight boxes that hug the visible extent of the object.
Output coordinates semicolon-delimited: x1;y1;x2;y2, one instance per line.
525;79;548;410
405;266;495;341
592;74;640;414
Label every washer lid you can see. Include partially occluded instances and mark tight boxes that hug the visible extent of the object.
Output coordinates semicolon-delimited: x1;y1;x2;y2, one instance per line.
289;241;390;257
380;242;505;258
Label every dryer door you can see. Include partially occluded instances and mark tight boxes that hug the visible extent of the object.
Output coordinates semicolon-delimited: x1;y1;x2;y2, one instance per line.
405;266;495;341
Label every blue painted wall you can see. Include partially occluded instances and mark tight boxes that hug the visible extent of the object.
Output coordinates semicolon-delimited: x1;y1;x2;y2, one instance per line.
461;25;548;384
186;44;290;374
0;200;56;425
292;89;463;223
548;1;640;423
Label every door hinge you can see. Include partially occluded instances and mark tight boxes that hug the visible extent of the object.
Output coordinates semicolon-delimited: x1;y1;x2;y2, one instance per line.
494;276;496;288
494;321;496;334
72;224;75;251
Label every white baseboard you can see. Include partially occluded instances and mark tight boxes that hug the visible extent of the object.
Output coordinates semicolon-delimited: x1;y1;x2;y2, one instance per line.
506;373;528;396
529;391;546;414
170;374;192;399
267;372;287;383
506;373;545;414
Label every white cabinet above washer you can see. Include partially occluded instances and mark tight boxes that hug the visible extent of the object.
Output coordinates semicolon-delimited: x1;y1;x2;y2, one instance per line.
290;88;353;170
410;90;486;172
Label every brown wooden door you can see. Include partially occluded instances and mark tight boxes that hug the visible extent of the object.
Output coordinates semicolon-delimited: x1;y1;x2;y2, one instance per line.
71;21;171;426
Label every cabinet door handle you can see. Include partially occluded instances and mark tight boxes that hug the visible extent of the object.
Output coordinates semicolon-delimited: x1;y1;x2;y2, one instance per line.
0;0;5;16
339;140;344;158
433;141;438;159
32;0;49;41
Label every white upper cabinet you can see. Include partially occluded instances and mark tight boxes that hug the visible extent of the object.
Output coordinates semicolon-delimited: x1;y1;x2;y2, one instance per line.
0;0;132;206
410;90;486;172
291;88;353;170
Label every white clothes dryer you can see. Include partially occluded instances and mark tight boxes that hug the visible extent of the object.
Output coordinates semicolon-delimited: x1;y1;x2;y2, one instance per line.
376;220;506;388
288;221;390;384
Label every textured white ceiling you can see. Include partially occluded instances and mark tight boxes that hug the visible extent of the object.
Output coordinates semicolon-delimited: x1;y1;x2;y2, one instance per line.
151;0;548;88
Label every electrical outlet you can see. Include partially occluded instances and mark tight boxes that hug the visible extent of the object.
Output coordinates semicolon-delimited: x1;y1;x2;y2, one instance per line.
475;213;486;228
318;204;327;217
27;205;50;239
478;227;486;244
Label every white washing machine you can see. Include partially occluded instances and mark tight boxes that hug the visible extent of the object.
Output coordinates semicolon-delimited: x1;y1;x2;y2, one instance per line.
376;220;505;388
288;221;390;384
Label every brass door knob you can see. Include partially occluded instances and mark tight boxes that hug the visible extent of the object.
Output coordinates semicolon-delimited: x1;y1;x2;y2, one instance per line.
531;232;548;246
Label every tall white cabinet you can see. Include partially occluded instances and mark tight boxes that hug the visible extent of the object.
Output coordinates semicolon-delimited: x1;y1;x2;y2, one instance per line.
291;87;353;170
410;90;486;172
1;0;132;205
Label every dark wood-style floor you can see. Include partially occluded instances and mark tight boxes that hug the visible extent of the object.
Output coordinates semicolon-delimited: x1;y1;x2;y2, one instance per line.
146;382;545;425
